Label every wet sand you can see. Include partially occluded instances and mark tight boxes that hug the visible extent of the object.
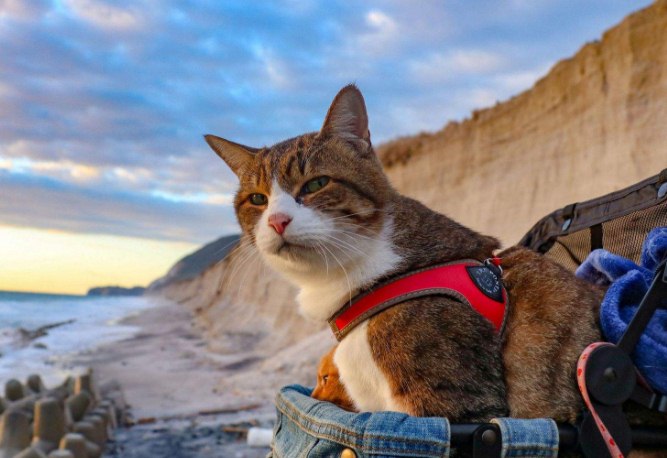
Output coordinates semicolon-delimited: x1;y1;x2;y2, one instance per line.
66;298;275;456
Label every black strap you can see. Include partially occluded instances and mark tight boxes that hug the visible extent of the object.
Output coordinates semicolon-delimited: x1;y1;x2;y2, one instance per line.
590;223;604;250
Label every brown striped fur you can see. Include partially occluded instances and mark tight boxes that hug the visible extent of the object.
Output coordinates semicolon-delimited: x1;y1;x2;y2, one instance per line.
206;85;604;423
312;346;356;412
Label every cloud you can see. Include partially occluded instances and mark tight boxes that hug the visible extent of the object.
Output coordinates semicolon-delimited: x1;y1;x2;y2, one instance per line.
64;0;143;30
0;0;654;244
0;170;238;243
410;50;507;84
252;45;297;90
357;10;399;55
0;0;49;20
0;156;101;181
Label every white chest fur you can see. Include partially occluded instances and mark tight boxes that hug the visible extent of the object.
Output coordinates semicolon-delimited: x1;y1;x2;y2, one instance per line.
295;220;403;322
334;321;402;412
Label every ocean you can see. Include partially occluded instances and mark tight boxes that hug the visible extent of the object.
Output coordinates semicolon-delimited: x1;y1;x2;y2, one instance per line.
0;290;156;388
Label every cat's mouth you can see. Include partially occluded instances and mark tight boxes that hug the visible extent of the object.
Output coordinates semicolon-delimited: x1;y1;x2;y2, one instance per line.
276;240;312;255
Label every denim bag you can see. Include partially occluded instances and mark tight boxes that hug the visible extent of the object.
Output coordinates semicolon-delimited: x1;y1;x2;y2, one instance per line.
270;385;559;458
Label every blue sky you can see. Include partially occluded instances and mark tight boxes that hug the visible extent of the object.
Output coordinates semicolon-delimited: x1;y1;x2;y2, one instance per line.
0;0;654;245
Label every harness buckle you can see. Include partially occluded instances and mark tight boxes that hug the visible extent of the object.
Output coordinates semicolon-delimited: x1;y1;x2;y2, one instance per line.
484;257;503;277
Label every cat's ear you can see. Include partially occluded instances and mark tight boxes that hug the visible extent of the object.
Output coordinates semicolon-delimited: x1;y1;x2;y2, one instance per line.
204;134;258;176
319;84;371;150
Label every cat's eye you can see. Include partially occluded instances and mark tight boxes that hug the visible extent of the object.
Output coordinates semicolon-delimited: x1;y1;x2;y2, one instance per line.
303;176;330;194
322;375;329;384
248;193;268;206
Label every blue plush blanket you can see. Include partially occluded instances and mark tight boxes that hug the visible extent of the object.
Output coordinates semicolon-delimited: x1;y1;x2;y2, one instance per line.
576;227;667;394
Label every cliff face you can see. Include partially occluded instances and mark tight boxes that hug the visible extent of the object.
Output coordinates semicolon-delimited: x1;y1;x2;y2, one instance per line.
379;1;667;245
155;2;667;392
147;234;240;292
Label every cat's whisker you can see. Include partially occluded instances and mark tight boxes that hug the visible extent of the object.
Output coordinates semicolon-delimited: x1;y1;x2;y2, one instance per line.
314;241;330;276
331;222;380;239
235;250;263;300
320;233;369;259
329;227;377;242
217;242;254;291
302;222;377;240
320;243;353;305
223;243;261;297
313;233;360;258
327;209;391;221
215;237;252;265
294;224;377;243
233;248;264;300
210;236;244;259
212;239;244;274
222;251;255;297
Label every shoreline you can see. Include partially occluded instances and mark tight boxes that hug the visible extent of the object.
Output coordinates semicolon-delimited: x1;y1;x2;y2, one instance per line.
65;297;275;421
64;297;276;456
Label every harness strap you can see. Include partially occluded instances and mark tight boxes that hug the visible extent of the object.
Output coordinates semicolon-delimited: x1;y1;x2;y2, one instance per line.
328;259;508;341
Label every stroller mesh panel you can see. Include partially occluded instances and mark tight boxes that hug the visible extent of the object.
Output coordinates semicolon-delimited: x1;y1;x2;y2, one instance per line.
544;199;667;271
544;229;591;271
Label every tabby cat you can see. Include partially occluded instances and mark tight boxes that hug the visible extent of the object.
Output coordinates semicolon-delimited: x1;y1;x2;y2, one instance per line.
205;85;602;422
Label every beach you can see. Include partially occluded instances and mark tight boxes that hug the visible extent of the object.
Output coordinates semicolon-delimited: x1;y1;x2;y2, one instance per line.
66;299;270;419
0;292;275;456
68;298;278;456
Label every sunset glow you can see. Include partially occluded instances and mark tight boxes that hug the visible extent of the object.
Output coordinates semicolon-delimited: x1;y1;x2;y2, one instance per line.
0;225;197;295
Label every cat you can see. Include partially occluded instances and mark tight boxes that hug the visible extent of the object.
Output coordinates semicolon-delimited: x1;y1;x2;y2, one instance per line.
311;345;356;412
205;84;603;422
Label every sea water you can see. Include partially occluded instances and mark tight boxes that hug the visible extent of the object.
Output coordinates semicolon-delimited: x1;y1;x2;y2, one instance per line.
0;290;156;388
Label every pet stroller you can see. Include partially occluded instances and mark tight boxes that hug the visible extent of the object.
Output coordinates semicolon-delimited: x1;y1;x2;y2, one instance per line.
270;169;667;457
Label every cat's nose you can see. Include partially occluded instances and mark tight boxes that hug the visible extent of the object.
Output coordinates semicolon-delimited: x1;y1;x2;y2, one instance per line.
268;213;292;235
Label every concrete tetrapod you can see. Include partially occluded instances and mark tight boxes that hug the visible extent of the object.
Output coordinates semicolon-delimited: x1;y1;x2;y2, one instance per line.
83;439;101;458
5;379;25;402
58;433;88;458
72;421;103;447
0;410;32;458
97;400;117;429
46;378;73;403
65;393;91;423
73;374;96;403
26;375;47;395
63;403;74;433
13;447;47;458
90;408;113;439
7;397;36;422
85;415;107;444
69;423;101;458
47;450;74;458
86;440;102;458
32;398;67;454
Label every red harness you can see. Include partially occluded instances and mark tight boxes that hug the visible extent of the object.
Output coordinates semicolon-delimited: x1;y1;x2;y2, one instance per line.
328;258;509;340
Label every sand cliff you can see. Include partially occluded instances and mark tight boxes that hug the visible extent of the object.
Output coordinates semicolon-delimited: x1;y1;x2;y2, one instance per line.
379;0;667;245
153;1;667;395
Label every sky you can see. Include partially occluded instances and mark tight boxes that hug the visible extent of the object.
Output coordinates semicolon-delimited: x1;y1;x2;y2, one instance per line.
0;0;653;294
